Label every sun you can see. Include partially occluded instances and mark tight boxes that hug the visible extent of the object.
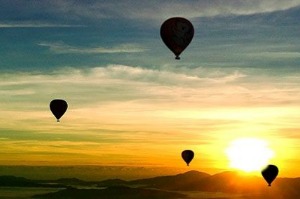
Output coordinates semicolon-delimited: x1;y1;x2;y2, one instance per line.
225;138;274;172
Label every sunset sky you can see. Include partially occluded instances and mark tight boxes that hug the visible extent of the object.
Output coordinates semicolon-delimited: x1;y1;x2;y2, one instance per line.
0;0;300;178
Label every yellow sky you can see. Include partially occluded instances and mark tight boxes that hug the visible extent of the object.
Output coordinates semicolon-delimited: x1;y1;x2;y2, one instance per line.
0;67;300;178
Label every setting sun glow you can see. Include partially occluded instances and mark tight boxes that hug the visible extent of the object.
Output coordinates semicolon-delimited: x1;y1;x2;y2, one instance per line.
226;138;274;172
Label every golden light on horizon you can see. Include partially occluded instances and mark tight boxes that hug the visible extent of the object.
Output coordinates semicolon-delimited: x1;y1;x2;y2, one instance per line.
225;138;274;172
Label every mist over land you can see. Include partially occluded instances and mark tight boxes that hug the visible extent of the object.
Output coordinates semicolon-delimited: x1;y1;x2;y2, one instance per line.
0;165;189;181
1;170;300;199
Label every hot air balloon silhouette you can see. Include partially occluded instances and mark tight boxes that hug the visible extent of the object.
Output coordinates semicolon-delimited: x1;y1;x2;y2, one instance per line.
160;17;194;60
50;99;68;122
261;164;279;186
181;150;194;166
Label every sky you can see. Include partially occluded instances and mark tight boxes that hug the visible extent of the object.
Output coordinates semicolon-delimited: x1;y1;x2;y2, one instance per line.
0;0;300;179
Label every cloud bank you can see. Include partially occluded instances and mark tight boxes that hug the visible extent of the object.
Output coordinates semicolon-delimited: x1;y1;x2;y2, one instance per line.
38;42;146;54
0;65;300;173
1;0;299;24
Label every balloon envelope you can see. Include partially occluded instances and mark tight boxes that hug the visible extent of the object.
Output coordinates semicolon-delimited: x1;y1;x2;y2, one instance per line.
181;150;194;166
261;164;279;186
160;17;194;60
50;99;68;122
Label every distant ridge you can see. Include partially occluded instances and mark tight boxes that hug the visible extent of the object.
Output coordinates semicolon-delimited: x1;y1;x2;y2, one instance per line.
38;177;90;186
0;175;67;188
32;186;187;199
0;175;39;187
96;178;129;187
130;170;210;190
2;170;300;198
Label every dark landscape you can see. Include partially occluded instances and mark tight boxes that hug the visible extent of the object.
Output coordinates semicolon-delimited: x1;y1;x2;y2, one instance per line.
1;170;300;199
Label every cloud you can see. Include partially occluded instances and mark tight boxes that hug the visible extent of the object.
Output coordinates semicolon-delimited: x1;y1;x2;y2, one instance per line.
0;65;299;105
1;0;300;24
108;0;300;20
50;0;300;20
38;42;146;54
1;65;300;171
249;51;300;59
0;23;84;28
0;64;300;121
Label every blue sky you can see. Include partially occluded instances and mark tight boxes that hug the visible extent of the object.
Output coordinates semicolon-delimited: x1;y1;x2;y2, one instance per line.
0;0;300;177
0;0;299;71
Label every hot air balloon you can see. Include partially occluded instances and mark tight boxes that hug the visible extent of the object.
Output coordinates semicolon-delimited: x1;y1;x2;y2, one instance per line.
160;17;194;60
50;99;68;122
261;164;279;186
181;150;194;166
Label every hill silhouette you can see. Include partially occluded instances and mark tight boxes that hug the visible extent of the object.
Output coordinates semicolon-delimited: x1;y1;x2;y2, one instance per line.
1;170;300;199
127;170;300;199
32;186;187;199
129;170;210;190
127;170;263;192
0;175;41;187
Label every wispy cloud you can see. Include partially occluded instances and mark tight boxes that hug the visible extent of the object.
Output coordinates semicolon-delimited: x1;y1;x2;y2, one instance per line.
1;0;300;24
1;65;300;118
0;23;84;28
106;0;300;20
53;0;299;20
1;65;300;171
38;42;146;54
249;51;300;59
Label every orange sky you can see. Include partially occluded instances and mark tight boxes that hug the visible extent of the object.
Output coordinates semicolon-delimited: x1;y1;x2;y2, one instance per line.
0;68;300;178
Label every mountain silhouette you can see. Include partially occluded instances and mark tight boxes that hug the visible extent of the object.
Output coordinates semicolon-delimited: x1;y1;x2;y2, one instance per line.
0;175;68;188
96;178;129;187
0;175;40;187
127;170;264;192
1;170;300;199
44;178;86;184
127;170;300;199
32;186;187;199
129;170;210;190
